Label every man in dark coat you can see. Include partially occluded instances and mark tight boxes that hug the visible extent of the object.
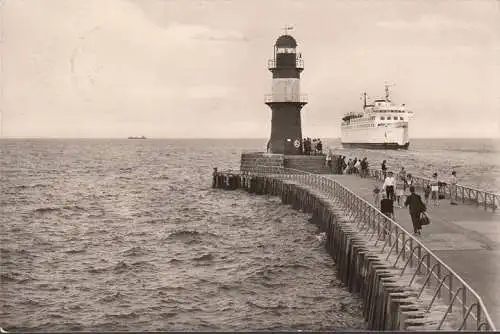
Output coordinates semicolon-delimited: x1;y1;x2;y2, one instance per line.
404;186;426;235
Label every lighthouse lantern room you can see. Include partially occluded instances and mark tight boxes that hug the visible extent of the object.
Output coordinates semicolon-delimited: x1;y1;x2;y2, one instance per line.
265;29;307;155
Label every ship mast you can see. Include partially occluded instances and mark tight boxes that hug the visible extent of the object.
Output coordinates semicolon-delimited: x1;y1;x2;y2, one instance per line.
385;84;390;101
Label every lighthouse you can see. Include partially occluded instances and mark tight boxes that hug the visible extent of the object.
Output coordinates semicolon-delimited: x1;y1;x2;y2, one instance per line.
265;29;307;155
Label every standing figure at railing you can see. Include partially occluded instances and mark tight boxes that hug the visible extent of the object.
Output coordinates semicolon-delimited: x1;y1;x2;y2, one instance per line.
381;160;388;179
325;149;333;169
431;172;440;206
373;183;381;205
424;184;431;205
450;170;458;205
405;174;414;198
360;157;368;178
354;158;361;175
395;167;407;208
316;139;323;155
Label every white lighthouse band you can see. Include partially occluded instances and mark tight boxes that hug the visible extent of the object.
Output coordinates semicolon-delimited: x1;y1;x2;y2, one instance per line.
271;78;301;102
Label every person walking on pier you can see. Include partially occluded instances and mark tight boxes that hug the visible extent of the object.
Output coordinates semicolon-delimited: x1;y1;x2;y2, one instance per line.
431;172;440;206
373;183;381;206
360;157;368;178
404;186;427;236
317;139;323;155
424;184;431;205
405;174;414;198
398;167;407;186
354;158;361;175
381;160;387;180
326;149;332;169
450;171;458;205
380;192;394;219
382;171;396;202
396;167;407;208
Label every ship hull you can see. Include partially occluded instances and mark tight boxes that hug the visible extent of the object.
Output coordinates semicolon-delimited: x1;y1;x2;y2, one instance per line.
341;142;410;150
341;121;410;150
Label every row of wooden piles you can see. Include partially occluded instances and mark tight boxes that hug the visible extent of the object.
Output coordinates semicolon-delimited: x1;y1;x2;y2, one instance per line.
212;170;447;331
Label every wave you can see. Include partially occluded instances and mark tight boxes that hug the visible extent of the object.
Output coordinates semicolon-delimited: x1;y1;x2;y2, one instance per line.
1;272;20;282
98;291;124;303
63;247;87;254
104;311;139;320
33;207;61;214
163;230;217;244
446;147;500;154
62;205;86;211
122;246;150;257
15;184;49;190
113;261;131;274
88;266;108;274
169;258;183;264
246;300;288;310
191;253;215;261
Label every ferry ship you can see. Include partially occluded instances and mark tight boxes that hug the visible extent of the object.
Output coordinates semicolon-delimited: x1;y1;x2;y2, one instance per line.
340;85;413;149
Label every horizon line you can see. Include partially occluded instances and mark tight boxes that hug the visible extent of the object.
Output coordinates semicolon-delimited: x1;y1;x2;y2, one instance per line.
1;136;499;140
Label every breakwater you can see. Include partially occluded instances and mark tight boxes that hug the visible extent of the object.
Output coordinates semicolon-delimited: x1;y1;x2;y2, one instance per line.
212;168;496;331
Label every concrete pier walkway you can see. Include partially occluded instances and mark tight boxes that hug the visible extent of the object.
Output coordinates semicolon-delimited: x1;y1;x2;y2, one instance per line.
325;174;500;326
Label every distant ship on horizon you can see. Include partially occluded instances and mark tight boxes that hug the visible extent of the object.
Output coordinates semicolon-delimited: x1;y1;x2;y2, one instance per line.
127;136;147;140
340;84;413;149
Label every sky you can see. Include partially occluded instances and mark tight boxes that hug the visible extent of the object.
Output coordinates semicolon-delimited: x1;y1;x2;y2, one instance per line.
1;0;499;138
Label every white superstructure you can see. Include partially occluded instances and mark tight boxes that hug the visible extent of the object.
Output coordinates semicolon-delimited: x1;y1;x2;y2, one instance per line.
340;85;413;149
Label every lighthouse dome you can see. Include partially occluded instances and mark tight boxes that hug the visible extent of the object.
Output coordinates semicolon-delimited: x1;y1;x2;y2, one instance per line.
275;34;297;48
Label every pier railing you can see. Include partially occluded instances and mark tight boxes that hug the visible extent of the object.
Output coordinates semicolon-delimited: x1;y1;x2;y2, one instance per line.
243;166;496;331
367;169;499;211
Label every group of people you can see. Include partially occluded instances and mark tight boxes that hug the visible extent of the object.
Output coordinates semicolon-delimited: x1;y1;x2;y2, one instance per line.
375;162;459;236
301;138;323;155
325;153;370;176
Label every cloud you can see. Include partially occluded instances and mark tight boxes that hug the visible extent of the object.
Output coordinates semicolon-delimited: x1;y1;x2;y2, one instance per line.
376;14;487;31
165;23;248;42
187;85;235;99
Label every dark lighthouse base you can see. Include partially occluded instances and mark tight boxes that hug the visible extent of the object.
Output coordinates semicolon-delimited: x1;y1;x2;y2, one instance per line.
341;142;410;150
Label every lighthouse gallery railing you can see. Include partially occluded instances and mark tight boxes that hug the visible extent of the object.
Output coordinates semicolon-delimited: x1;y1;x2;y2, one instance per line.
267;58;304;69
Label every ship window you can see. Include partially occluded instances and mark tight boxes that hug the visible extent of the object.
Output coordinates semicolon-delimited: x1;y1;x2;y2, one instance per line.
380;116;385;120
387;116;391;120
400;116;404;120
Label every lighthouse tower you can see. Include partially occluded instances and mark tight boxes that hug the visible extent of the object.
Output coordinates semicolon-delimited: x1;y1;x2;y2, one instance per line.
265;30;307;155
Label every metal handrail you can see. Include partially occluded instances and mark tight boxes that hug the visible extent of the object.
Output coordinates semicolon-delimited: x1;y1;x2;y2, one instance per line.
240;165;496;331
366;168;499;211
